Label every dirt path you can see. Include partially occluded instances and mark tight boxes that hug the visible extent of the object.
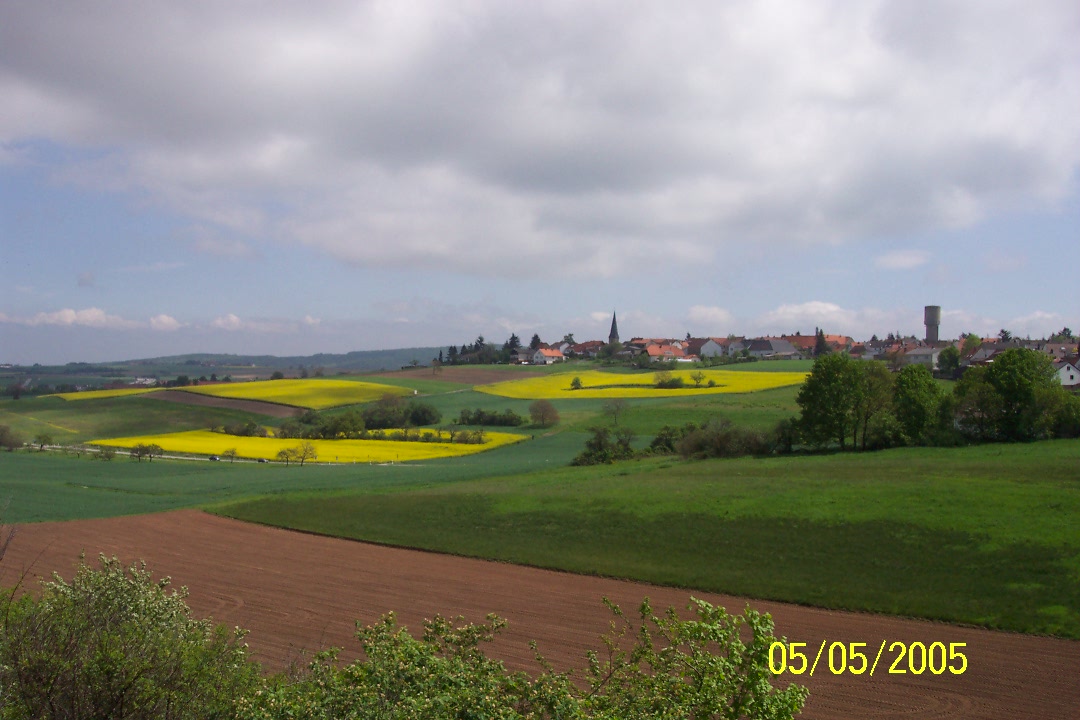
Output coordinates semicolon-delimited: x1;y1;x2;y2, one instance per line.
148;389;302;417
1;511;1075;719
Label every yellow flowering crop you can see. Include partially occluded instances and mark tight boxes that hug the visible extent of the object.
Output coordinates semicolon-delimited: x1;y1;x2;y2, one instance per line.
49;387;165;401
178;378;411;409
477;368;807;399
92;429;526;463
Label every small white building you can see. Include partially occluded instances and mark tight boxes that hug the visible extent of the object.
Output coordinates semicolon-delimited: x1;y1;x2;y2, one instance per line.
1055;360;1080;387
532;348;565;365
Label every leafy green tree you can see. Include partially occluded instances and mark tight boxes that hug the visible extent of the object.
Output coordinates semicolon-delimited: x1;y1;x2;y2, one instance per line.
893;365;943;444
296;441;318;466
570;376;584;390
572;426;615;465
960;333;982;357
33;432;52;451
998;328;1012;342
221;448;238;463
0;556;258;720
852;361;894;451
937;345;961;377
796;353;861;450
983;348;1060;441
529;333;543;350
270;370;285;380
689;370;706;386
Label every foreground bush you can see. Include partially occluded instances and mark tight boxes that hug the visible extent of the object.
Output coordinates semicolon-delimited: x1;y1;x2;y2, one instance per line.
239;598;807;720
0;556;259;720
0;560;806;719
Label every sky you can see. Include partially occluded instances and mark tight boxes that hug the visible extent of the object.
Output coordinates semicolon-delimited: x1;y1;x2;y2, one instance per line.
2;0;1078;365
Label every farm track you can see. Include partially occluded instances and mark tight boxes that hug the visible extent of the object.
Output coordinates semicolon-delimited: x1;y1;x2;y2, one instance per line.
367;366;545;385
1;510;1075;719
148;389;303;417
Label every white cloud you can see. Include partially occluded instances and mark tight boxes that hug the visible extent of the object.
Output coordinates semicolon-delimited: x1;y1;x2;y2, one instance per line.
1;1;1076;278
19;307;140;329
210;313;244;331
149;314;183;331
875;249;930;270
687;305;735;328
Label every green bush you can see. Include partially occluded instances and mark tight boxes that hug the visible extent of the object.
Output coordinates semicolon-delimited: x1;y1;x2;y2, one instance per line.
0;556;259;720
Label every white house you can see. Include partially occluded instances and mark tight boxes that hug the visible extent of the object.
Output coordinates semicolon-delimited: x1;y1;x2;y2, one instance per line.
1055;360;1080;387
901;346;941;371
532;348;565;365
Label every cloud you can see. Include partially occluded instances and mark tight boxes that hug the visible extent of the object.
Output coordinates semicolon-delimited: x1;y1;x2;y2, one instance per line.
303;315;321;327
687;305;735;328
17;307;139;329
210;313;244;331
875;249;930;270
1;1;1076;278
149;314;183;331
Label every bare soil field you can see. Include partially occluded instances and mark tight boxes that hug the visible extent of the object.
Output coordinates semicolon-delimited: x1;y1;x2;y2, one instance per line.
368;366;545;386
149;389;303;417
1;511;1075;719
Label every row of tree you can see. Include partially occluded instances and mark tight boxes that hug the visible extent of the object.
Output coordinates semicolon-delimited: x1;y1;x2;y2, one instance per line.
796;349;1080;450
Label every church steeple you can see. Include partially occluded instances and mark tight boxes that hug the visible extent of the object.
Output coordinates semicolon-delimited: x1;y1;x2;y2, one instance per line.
608;311;620;345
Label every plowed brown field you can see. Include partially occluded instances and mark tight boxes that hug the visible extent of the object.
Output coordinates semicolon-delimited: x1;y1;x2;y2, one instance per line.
1;511;1075;719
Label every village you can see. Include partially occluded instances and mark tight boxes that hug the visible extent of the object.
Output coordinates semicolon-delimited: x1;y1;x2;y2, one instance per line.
446;308;1080;389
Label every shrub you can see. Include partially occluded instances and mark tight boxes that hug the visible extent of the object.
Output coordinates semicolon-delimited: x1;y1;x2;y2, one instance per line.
0;556;258;720
676;418;769;459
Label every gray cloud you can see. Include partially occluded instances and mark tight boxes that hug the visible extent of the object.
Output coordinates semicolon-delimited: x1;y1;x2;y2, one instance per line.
2;1;1077;277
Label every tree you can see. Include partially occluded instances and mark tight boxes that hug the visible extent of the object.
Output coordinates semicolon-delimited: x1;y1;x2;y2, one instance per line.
571;426;615;465
983;347;1060;441
33;432;53;451
97;446;117;461
562;333;576;345
221;448;238;463
275;448;297;465
796;353;861;450
570;376;583;390
937;345;961;377
603;398;628;425
129;443;152;462
814;328;830;357
954;367;1002;441
529;399;559;428
961;333;982;357
852;361;894;451
893;364;943;444
0;424;23;452
0;556;258;720
998;328;1012;342
1050;326;1074;342
689;370;706;387
503;333;521;352
296;441;318;466
529;333;542;350
270;370;285;380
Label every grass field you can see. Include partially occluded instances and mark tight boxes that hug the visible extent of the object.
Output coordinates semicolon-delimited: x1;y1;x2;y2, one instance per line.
179;378;410;409
477;368;807;399
0;396;270;443
0;429;585;523
215;440;1080;638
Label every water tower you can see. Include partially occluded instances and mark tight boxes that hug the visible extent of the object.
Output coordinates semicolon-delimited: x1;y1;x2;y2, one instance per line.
924;305;941;344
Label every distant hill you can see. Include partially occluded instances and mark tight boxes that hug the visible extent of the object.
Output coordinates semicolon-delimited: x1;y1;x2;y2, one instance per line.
124;348;446;372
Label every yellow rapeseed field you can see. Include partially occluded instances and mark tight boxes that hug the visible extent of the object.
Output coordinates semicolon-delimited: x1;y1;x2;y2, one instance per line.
92;429;526;463
177;378;410;409
477;368;807;399
49;387;165;401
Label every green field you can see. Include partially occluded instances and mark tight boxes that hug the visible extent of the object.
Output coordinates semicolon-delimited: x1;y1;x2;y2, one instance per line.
215;440;1080;638
3;361;1078;640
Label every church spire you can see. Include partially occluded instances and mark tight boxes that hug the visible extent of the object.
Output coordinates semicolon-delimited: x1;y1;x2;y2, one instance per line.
608;311;620;345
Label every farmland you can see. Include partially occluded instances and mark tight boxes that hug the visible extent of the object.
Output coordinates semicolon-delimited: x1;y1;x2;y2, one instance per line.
93;428;527;463
2;359;1078;717
177;377;410;409
477;367;807;398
